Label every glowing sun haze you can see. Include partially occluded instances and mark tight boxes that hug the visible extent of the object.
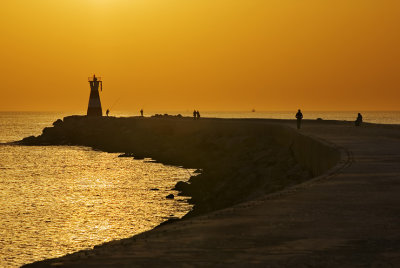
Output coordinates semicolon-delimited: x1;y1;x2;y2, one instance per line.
1;0;399;112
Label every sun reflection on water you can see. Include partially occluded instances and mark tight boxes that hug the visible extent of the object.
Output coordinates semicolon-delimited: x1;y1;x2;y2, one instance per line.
0;145;194;267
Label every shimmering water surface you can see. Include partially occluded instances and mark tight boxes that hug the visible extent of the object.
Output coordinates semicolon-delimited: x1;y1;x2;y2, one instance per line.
0;112;194;267
0;111;398;267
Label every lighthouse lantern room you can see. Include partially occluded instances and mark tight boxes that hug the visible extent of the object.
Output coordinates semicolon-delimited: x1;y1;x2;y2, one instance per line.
87;74;103;116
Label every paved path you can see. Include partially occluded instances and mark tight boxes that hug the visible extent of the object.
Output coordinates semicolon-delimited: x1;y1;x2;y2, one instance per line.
26;121;400;267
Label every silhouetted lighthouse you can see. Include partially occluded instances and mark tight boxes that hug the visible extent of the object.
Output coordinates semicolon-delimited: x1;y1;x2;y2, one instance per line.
87;74;103;116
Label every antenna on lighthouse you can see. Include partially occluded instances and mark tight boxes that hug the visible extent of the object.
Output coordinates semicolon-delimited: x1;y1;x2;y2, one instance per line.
87;74;103;116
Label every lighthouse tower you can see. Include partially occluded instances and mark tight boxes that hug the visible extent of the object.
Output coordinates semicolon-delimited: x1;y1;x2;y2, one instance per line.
87;74;103;116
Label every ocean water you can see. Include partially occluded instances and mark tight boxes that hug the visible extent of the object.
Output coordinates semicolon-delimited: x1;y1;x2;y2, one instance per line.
0;112;194;267
0;110;398;267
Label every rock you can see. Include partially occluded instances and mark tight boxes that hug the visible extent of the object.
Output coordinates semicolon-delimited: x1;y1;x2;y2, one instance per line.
20;135;37;145
174;181;189;192
53;119;63;127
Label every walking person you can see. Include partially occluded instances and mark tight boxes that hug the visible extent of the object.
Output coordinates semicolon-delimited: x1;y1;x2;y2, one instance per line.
296;109;303;129
140;109;144;117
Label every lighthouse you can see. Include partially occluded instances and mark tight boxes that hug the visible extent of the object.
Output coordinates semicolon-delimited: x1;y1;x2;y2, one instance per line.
87;74;103;116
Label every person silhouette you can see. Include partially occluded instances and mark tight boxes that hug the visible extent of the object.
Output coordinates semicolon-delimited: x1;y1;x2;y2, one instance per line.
295;109;303;129
355;113;363;126
106;109;110;117
193;110;197;119
196;110;201;119
140;109;144;117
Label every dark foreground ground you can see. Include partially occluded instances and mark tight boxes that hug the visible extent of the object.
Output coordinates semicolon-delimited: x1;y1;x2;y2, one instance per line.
22;117;400;267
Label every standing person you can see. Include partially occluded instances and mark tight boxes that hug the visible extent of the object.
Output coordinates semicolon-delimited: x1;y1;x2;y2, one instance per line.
355;113;363;126
193;110;197;119
296;109;303;129
140;109;144;117
106;109;110;117
196;110;201;119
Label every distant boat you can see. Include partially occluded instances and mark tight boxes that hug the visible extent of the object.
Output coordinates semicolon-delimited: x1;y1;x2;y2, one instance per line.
251;109;256;112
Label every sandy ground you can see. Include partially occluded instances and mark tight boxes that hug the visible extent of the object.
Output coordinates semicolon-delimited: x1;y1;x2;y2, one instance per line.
24;120;400;267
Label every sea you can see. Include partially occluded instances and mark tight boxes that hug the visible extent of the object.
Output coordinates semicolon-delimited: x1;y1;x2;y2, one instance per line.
0;110;399;267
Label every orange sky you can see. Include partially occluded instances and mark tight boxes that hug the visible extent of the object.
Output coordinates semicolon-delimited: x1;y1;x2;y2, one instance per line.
0;0;399;112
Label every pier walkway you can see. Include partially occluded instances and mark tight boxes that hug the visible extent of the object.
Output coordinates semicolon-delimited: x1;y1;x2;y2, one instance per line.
26;120;400;267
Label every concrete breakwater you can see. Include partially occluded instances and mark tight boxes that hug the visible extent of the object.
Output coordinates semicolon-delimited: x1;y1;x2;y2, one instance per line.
20;116;341;217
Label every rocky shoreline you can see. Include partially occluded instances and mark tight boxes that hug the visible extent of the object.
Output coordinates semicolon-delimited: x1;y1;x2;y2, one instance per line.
20;118;400;267
19;116;340;218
